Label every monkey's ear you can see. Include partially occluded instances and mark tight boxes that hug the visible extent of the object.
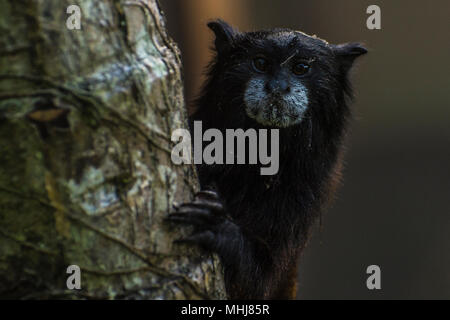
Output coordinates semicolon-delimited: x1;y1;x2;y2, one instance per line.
332;42;367;73
207;19;238;53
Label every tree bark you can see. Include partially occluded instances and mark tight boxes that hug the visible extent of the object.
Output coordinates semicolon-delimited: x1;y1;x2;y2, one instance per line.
0;0;225;299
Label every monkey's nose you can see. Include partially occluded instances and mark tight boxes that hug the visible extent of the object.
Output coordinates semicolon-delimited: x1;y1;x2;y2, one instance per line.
265;79;291;95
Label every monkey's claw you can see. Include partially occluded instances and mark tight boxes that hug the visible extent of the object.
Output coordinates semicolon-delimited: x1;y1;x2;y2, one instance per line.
166;190;239;252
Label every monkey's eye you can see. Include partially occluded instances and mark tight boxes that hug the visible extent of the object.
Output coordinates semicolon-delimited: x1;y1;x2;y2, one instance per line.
253;57;270;73
292;62;310;76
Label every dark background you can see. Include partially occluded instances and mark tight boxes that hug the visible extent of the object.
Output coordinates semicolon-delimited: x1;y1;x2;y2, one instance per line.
160;0;450;299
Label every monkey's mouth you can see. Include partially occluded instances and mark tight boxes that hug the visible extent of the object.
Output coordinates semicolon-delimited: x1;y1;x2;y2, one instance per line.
269;98;305;122
245;99;305;128
269;99;288;115
243;78;309;128
267;100;287;119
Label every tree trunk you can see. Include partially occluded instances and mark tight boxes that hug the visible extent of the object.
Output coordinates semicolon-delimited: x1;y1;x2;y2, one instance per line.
0;0;225;299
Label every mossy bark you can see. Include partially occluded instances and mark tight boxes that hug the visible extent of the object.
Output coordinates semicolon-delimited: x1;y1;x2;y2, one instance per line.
0;0;225;299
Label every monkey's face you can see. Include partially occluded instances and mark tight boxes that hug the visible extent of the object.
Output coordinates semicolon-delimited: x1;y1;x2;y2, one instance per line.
238;30;342;128
207;20;367;129
211;27;336;128
243;46;313;128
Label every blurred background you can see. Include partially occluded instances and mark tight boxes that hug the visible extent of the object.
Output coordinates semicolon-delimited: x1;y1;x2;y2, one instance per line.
160;0;450;299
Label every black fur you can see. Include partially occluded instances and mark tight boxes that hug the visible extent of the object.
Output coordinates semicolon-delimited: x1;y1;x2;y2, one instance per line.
167;20;366;299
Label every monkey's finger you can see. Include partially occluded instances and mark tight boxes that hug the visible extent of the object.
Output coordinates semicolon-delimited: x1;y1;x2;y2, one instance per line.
175;205;210;215
174;231;216;250
180;200;224;213
195;190;220;201
165;211;217;226
165;214;204;226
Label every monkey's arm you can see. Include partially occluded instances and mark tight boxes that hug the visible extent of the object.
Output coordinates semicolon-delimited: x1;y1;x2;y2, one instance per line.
166;190;274;299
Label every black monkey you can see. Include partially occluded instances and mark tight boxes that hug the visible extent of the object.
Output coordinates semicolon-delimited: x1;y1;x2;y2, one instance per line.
167;20;367;299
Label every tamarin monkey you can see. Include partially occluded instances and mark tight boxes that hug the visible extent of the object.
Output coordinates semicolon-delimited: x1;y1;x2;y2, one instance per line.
167;20;367;299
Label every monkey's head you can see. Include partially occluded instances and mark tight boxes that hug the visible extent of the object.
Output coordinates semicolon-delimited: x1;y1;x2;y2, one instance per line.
204;20;367;129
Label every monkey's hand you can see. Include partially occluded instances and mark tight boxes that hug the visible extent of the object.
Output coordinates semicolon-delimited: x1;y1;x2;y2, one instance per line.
166;189;274;299
166;190;242;257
